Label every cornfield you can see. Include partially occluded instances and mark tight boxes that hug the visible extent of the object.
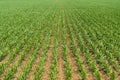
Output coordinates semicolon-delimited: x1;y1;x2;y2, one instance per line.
0;0;120;80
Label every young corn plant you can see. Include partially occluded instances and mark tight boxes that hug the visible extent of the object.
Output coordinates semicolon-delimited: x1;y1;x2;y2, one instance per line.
68;11;101;80
62;20;72;80
34;30;52;80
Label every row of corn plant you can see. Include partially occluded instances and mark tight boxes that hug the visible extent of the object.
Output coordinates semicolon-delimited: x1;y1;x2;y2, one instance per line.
2;23;48;80
73;9;119;77
18;8;56;79
61;10;72;80
34;10;57;80
87;26;120;72
34;30;52;80
71;9;116;79
0;7;54;77
65;10;87;80
67;10;102;80
79;9;120;62
50;10;60;80
0;6;53;62
81;10;120;67
0;34;28;75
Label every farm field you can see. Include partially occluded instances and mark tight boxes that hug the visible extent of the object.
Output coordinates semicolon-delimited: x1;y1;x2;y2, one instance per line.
0;0;120;80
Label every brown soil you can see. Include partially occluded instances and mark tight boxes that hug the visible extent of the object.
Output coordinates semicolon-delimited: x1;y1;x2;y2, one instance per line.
117;74;120;80
57;41;65;80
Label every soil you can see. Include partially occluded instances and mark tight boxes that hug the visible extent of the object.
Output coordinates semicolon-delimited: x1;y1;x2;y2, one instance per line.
57;40;65;80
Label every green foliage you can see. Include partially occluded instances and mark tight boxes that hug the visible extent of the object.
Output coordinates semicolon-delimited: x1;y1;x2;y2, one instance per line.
0;0;120;80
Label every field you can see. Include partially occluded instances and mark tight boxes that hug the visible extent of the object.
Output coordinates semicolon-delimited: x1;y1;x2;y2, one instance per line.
0;0;120;80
